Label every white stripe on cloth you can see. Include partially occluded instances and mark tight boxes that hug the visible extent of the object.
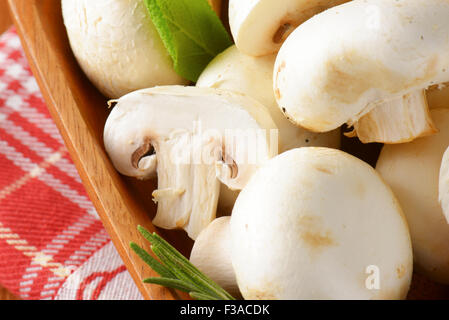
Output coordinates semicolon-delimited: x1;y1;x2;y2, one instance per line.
0;116;82;184
55;242;142;300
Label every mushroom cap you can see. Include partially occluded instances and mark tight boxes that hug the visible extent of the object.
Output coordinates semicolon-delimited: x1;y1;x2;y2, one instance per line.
190;216;240;298
197;45;341;152
104;85;277;182
377;108;449;284
229;0;349;57
274;0;449;132
62;0;188;99
230;147;413;300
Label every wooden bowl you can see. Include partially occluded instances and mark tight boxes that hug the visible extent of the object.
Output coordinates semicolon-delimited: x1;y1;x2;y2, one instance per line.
7;0;449;300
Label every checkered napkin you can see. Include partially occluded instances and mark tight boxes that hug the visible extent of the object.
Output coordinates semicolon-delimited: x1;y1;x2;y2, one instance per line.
0;27;143;300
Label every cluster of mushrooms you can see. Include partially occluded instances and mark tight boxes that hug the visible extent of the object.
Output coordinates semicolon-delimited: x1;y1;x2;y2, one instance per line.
63;0;449;299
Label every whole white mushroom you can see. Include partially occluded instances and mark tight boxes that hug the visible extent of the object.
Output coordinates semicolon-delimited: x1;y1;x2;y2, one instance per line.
230;148;412;299
377;108;449;284
274;0;449;144
62;0;189;98
192;148;413;299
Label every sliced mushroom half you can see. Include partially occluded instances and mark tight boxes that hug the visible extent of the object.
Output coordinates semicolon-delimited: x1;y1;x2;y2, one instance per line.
104;86;278;239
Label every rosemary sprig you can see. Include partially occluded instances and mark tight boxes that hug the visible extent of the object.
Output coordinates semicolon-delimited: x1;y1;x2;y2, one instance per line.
130;225;236;300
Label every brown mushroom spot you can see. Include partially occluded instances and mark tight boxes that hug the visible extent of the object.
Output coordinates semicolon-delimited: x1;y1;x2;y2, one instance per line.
313;164;334;175
242;281;281;300
244;288;278;300
396;265;406;279
274;87;282;100
131;137;154;169
274;61;286;100
297;216;337;252
273;22;293;44
221;147;238;179
176;216;188;228
352;179;366;199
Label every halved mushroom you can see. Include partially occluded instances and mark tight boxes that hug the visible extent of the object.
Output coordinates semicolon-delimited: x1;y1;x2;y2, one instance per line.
189;216;241;298
62;0;189;99
377;109;449;284
104;86;278;239
274;0;449;144
229;0;349;57
228;148;412;299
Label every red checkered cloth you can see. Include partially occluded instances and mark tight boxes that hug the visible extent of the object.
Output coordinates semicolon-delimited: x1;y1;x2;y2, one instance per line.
0;27;143;300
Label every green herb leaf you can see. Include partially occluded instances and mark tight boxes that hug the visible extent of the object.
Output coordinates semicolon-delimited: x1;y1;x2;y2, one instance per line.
144;0;233;82
130;226;236;300
129;242;175;279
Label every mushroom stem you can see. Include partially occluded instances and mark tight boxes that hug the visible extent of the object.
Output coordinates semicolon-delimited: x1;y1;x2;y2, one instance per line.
151;136;221;240
346;90;437;144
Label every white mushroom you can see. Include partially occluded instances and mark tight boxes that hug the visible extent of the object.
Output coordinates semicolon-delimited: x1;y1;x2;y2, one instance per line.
197;45;341;215
274;0;449;144
104;86;277;239
377;108;449;284
230;148;412;299
189;216;241;298
229;0;349;57
197;45;341;152
439;146;449;224
62;0;188;99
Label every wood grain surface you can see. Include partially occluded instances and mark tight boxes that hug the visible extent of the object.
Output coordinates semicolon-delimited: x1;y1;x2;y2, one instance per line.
4;0;449;301
0;286;17;300
0;1;11;34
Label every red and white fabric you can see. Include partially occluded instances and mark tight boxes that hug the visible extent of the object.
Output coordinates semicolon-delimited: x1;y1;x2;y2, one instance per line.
0;27;143;300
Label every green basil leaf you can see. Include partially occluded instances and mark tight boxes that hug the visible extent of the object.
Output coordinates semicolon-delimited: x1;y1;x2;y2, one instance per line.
144;0;233;82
